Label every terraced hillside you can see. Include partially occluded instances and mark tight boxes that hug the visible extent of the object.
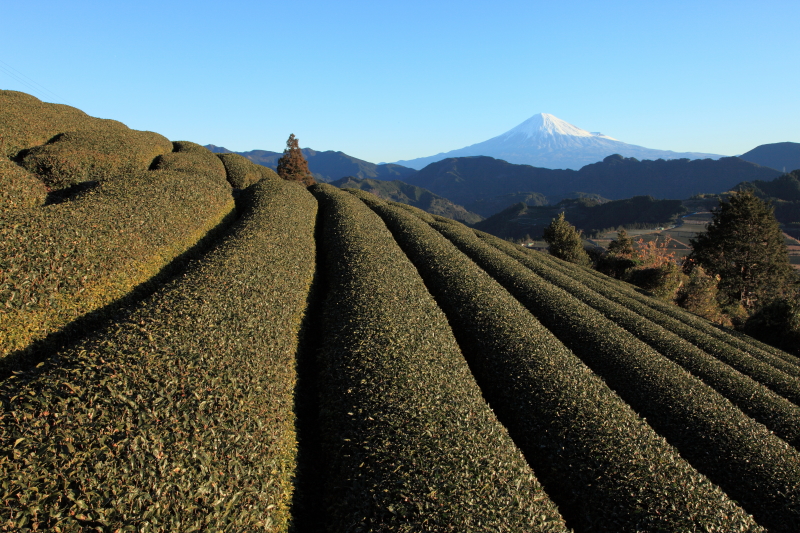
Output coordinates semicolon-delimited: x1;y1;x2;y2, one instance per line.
2;92;800;532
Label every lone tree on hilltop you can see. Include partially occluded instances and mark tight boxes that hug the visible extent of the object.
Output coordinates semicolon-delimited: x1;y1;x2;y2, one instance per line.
607;228;635;257
276;134;315;186
543;212;591;266
688;189;795;310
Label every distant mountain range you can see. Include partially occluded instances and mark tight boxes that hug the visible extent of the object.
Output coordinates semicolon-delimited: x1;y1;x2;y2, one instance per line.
402;154;782;207
329;177;482;224
393;113;724;170
738;142;800;173
205;145;416;183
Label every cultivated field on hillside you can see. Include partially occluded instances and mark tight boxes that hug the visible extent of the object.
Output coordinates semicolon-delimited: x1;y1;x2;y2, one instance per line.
2;91;799;532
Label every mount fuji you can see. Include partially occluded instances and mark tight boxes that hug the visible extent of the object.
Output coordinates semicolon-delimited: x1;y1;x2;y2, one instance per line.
393;113;724;170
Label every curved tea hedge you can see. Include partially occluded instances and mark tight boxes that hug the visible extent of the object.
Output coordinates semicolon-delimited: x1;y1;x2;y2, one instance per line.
19;129;173;189
216;152;278;189
0;179;316;532
410;216;799;532
477;231;800;447
348;192;762;533
311;184;567;532
514;243;800;402
0;164;234;362
0;157;47;209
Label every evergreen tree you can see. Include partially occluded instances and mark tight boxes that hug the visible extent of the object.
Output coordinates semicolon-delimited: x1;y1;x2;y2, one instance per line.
607;228;635;257
543;212;591;266
688;189;794;309
276;134;315;186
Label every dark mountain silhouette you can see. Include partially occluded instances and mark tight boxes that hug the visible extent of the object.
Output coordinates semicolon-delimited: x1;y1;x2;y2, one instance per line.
738;142;800;173
405;155;782;207
205;145;417;183
330;176;482;224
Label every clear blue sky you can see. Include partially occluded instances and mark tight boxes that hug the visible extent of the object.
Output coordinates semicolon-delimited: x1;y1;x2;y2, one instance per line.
2;1;798;164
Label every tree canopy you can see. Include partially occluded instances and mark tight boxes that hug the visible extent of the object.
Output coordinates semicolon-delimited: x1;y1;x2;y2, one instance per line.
543;212;591;266
276;133;315;186
688;189;795;309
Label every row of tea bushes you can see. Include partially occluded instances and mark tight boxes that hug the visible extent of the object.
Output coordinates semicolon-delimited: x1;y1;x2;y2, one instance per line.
0;157;48;209
151;141;228;184
580;255;800;374
0;157;235;362
415;217;799;532
0;91;129;160
351;194;762;533
216;152;278;189
515;243;800;402
0;179;317;532
311;184;568;532
19;129;173;190
479;233;800;447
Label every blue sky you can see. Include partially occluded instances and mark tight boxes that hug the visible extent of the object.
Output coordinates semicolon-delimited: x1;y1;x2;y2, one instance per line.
2;1;798;164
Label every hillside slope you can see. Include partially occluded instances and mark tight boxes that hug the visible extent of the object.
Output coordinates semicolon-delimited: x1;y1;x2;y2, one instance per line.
2;92;800;532
330;176;482;224
739;142;800;173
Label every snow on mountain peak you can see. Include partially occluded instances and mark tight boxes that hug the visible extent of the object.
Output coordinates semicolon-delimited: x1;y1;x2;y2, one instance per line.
503;113;595;139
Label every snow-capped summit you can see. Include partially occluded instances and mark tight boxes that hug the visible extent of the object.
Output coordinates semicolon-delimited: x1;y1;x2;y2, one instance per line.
393;113;722;170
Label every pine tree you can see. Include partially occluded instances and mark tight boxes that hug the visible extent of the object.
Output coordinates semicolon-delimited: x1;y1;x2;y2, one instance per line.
276;134;315;186
688;189;794;309
607;228;635;257
543;212;591;266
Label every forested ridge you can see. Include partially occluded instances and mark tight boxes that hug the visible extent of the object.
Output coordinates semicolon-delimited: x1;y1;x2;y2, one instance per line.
2;90;800;532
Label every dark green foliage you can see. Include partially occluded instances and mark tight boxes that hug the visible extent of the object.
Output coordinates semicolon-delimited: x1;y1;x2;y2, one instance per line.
744;297;800;357
0;157;47;209
0;162;234;360
356;194;763;532
543;212;591;266
331;176;483;223
529;247;800;394
676;265;727;324
689;190;795;308
216;152;278;189
0;179;317;531
456;230;800;532
479;234;800;448
310;184;567;532
276;134;315;186
473;195;684;241
607;228;635;256
625;262;686;300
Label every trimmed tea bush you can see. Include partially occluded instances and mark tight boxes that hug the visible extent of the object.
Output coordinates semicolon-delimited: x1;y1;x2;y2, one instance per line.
19;129;173;189
352;192;762;533
0;178;316;532
150;141;228;184
417;221;799;532
216;152;278;189
506;242;800;404
311;184;568;533
0;167;234;362
0;157;47;209
479;233;800;447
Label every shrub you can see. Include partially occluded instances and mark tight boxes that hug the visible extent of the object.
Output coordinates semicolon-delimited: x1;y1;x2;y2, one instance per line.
0;166;234;362
352;192;763;533
744;297;800;357
0;157;47;209
311;184;567;532
216;152;278;189
150;141;228;184
0;179;317;531
19;129;173;189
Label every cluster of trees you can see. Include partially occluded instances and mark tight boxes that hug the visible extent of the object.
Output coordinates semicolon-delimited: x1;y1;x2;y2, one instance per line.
542;190;800;354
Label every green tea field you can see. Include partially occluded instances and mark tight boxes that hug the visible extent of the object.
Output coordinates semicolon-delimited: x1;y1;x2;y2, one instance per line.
2;91;800;532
